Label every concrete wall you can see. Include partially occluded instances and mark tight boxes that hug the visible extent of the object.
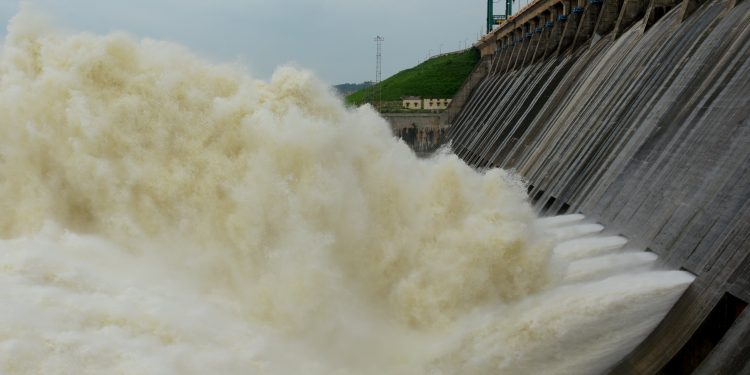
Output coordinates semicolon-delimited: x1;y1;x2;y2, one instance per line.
382;113;448;154
449;0;750;372
381;113;448;154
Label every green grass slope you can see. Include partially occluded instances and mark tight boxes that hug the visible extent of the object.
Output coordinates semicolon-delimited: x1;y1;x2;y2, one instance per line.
346;48;480;106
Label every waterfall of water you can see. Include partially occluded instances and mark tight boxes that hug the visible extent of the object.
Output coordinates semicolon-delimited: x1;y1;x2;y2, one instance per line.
0;9;692;374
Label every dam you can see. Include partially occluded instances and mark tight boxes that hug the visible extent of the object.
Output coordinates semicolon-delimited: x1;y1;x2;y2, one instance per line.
0;3;744;374
443;0;750;372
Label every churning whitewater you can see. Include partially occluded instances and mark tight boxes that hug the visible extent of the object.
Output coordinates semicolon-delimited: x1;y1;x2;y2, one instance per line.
0;10;693;375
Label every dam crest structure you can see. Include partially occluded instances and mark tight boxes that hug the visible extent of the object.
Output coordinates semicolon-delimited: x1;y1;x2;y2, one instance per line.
442;0;750;372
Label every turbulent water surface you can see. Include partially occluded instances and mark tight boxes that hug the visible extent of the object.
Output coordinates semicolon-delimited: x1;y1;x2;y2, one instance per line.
0;10;693;375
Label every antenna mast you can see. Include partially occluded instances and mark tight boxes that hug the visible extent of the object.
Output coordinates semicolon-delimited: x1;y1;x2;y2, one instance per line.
374;35;384;110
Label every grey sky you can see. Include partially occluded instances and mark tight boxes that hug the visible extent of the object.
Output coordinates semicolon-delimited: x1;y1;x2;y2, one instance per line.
0;1;495;85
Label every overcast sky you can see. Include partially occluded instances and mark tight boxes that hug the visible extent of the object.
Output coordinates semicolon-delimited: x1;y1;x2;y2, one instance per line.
0;0;498;85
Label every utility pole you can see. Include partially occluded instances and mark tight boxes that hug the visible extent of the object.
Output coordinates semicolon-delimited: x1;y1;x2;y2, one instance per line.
506;0;512;19
488;0;512;34
487;0;493;34
374;36;384;110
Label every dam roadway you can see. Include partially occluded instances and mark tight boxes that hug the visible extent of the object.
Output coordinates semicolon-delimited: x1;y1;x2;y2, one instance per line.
443;0;750;373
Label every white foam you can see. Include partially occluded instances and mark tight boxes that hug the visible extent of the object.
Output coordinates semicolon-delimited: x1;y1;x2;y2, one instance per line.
549;223;605;241
536;213;586;228
554;236;629;260
564;252;659;283
0;9;694;375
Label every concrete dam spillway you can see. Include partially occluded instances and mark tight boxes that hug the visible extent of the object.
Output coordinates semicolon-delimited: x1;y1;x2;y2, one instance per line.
0;4;741;375
447;0;750;372
0;5;700;374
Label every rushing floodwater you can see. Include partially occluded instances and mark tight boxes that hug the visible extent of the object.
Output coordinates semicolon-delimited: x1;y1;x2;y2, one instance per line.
0;10;693;374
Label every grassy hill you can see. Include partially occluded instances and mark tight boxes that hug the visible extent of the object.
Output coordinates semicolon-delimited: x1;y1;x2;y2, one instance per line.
346;48;480;107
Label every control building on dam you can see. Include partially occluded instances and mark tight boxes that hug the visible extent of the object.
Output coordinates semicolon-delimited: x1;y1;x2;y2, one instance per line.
441;0;750;372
